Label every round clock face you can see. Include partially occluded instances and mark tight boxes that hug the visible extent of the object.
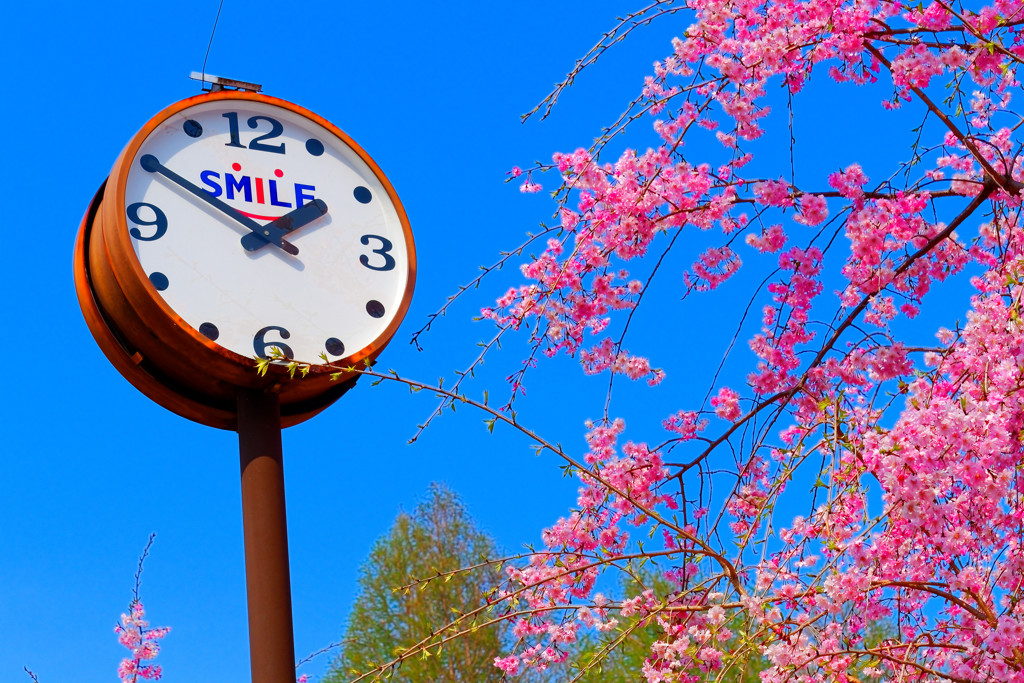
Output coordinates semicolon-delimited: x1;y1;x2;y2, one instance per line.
119;96;414;365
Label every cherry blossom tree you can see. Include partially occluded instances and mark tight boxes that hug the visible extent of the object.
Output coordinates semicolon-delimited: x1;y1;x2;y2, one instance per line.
312;0;1024;680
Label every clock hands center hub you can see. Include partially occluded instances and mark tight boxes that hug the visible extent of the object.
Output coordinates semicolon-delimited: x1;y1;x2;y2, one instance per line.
241;198;329;252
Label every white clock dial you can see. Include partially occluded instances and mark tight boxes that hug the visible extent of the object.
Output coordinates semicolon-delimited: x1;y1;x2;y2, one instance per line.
121;98;413;364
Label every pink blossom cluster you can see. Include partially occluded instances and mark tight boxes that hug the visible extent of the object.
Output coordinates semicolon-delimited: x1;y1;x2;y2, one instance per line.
115;602;169;682
684;245;742;291
710;386;741;421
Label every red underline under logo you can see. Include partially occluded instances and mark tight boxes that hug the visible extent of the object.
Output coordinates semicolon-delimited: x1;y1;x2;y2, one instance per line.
238;209;286;221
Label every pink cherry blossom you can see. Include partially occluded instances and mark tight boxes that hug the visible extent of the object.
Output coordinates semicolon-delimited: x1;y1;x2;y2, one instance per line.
412;1;1024;680
115;602;169;682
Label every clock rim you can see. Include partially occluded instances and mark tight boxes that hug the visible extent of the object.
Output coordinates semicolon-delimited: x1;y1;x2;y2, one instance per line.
77;90;416;428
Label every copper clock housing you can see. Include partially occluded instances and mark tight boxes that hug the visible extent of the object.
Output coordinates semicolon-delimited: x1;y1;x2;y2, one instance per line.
74;90;416;429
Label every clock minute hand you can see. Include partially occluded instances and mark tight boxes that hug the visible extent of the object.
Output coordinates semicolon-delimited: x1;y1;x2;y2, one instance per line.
239;199;329;252
139;154;299;256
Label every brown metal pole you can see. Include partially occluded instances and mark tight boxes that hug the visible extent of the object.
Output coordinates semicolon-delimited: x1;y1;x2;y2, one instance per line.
237;388;295;683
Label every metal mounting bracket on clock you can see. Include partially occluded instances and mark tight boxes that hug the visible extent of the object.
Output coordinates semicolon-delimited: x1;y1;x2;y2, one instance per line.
190;71;262;93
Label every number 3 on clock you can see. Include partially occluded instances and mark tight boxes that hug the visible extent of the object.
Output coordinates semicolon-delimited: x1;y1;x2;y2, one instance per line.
359;234;396;271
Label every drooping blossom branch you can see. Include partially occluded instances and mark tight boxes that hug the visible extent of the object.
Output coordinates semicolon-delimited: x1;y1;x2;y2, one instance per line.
459;0;1024;680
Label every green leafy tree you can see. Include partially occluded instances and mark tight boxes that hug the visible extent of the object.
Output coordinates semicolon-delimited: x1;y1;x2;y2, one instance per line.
324;484;506;683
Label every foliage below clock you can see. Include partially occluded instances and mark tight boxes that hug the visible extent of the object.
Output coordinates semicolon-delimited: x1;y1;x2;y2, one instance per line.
74;90;416;429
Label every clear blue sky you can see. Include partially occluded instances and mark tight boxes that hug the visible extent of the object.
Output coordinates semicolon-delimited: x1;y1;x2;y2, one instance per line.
0;2;688;682
0;2;978;682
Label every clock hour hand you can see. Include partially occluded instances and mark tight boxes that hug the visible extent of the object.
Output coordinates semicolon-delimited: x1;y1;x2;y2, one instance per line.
239;198;329;252
139;154;299;256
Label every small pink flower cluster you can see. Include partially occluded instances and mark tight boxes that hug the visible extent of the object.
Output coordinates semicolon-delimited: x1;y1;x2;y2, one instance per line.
752;179;794;207
685;245;742;291
115;602;169;682
793;194;828;226
710;386;741;421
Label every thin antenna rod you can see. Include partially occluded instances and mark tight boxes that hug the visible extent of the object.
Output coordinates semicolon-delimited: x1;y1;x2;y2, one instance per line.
201;0;226;88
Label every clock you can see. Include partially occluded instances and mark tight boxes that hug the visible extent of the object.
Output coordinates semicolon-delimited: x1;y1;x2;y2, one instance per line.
74;90;416;429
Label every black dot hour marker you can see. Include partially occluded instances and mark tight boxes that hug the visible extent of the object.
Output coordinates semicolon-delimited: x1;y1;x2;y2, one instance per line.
305;138;325;156
183;120;203;137
149;272;169;291
366;300;385;318
325;338;345;356
199;323;220;341
353;186;372;204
